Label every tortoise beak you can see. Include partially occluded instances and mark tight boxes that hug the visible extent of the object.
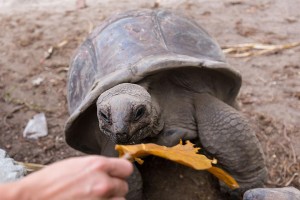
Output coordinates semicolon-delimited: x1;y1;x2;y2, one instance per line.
113;121;130;144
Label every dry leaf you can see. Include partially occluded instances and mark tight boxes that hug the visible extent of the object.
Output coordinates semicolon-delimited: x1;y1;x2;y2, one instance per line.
207;167;240;189
115;140;239;189
116;140;215;169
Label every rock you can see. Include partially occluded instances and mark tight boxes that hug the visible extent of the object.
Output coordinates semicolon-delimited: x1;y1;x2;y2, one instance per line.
23;113;48;139
244;187;300;200
0;149;26;183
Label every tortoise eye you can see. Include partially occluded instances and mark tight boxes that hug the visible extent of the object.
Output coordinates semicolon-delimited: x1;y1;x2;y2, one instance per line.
134;107;145;121
100;111;111;124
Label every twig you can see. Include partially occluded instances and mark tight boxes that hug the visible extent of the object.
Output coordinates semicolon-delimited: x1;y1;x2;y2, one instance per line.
121;153;132;161
56;40;68;48
41;40;69;63
11;105;25;114
4;94;52;113
3;116;10;128
15;161;45;173
284;173;299;187
222;41;300;57
279;159;288;185
56;67;69;73
3;105;26;128
283;125;297;164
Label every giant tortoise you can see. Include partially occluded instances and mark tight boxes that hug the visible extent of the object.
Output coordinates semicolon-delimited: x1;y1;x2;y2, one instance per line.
65;9;267;199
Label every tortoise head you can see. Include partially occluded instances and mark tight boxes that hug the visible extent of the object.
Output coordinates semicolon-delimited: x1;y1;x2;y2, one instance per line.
96;83;163;144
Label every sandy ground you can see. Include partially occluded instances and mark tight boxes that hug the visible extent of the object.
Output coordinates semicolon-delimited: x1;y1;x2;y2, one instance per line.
0;0;299;197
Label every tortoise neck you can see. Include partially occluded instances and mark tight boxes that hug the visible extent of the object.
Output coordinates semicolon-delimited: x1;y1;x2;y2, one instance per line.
150;96;164;135
137;81;164;136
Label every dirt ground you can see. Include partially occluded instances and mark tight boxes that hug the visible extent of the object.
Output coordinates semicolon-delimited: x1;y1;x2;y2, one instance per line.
0;0;299;195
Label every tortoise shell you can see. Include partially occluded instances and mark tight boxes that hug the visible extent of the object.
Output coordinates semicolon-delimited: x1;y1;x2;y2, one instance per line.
65;9;241;153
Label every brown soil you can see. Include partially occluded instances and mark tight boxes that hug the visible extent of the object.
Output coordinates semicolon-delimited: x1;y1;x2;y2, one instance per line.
0;0;299;196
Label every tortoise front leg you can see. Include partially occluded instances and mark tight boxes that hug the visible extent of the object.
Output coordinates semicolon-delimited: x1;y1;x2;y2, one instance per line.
126;165;143;200
194;93;267;194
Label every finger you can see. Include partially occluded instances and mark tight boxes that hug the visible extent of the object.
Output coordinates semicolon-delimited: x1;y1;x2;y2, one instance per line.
105;158;133;178
97;198;125;200
85;156;133;179
107;177;129;197
94;176;129;198
109;197;125;200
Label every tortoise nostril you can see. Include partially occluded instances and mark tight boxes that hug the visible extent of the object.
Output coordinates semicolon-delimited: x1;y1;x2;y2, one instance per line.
116;132;128;137
116;132;129;144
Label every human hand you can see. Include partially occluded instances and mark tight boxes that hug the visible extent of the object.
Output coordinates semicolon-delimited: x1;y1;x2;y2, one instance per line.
8;156;133;200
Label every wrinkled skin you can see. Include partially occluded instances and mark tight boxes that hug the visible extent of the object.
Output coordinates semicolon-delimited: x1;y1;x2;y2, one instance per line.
96;67;267;199
96;83;163;145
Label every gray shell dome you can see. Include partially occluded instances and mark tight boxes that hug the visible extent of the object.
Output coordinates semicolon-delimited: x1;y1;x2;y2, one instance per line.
65;9;241;153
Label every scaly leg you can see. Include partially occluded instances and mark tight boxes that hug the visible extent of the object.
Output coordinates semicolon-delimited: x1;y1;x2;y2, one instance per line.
194;93;267;193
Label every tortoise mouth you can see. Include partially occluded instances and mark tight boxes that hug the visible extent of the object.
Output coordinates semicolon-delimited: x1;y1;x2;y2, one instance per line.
114;125;154;145
115;134;145;145
115;134;131;144
116;139;135;145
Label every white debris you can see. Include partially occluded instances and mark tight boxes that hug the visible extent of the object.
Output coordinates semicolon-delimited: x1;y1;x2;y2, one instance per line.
0;149;26;183
23;113;48;139
32;77;44;86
